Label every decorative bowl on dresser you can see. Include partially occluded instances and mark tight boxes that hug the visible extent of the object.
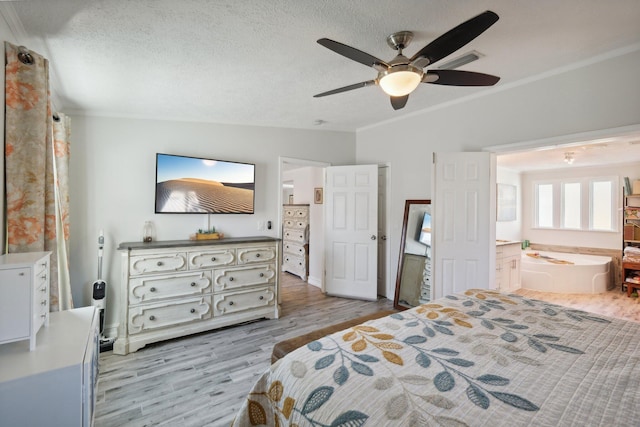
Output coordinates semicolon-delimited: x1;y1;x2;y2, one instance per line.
114;236;281;355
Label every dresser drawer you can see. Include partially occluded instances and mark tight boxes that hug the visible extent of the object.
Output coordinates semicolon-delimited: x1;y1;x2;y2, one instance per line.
213;265;276;291
283;219;308;229
34;281;49;322
283;241;306;257
213;286;275;316
283;229;307;244
129;271;212;304
130;253;187;275
283;254;306;276
34;258;49;283
188;249;235;269
237;246;277;265
128;297;212;334
284;207;309;220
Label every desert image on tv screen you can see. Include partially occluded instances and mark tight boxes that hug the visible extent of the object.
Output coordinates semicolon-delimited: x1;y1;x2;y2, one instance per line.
155;154;255;214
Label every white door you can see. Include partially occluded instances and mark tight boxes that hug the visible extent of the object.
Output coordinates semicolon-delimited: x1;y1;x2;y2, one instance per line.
432;152;496;299
377;166;389;297
325;165;378;300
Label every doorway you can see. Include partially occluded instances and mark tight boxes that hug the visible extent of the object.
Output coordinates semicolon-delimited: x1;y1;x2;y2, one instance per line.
278;157;391;298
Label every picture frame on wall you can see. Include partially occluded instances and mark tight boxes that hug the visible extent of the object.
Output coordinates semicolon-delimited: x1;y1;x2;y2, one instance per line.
314;187;323;204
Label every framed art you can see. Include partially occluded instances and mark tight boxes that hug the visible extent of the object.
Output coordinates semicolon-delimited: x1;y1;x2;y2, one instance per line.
497;183;517;221
314;187;323;204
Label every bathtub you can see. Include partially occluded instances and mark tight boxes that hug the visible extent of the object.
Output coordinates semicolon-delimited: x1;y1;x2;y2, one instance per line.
520;251;611;294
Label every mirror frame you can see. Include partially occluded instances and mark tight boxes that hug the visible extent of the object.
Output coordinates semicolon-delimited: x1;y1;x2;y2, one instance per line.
394;199;431;310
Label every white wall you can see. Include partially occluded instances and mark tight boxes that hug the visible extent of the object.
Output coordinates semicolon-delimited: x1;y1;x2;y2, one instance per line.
356;48;640;298
521;162;640;249
282;166;324;287
496;168;522;242
69;115;354;334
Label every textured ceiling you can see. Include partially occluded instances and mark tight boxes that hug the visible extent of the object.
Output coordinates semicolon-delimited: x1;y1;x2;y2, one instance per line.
4;0;640;135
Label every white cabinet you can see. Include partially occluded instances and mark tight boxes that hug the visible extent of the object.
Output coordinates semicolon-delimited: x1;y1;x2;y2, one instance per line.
282;204;309;280
0;251;51;350
496;242;521;291
0;306;99;427
114;237;280;355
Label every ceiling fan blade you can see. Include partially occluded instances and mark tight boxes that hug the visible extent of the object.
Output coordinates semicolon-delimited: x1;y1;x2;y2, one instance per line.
318;38;389;70
390;95;409;110
411;10;499;67
425;69;500;86
314;80;377;97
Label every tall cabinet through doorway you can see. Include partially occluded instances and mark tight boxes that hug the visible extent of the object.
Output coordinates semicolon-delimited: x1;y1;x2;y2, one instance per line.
282;204;310;281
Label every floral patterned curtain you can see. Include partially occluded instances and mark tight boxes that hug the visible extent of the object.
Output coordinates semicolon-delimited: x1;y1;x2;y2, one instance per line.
4;42;73;311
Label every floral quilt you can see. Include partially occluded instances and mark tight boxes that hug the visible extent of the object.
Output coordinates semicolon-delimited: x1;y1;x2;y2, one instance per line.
232;289;640;426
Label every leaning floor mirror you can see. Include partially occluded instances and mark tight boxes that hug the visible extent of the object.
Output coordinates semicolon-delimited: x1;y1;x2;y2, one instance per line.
394;199;432;310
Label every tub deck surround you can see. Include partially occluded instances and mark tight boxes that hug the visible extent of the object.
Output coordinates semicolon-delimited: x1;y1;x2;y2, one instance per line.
114;236;281;355
521;250;612;294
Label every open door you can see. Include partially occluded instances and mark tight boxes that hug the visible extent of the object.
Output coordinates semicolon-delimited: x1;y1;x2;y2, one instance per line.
324;165;378;300
432;152;496;299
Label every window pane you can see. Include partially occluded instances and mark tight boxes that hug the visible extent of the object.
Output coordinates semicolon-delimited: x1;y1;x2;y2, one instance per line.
592;181;612;230
537;184;553;227
563;183;581;228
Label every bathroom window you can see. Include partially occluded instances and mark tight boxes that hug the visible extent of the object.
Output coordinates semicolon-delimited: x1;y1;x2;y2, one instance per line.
534;177;617;231
535;183;554;228
562;182;581;229
591;179;614;231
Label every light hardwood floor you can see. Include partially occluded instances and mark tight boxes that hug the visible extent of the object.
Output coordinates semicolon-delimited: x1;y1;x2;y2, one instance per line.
94;273;395;427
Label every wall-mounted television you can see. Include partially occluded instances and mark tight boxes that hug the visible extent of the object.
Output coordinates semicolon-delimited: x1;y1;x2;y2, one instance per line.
418;212;431;246
155;153;255;214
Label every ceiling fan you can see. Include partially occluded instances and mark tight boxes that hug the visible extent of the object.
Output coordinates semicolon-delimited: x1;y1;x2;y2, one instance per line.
314;10;500;110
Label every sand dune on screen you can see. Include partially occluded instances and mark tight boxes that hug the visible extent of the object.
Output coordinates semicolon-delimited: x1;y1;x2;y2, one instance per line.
156;179;254;213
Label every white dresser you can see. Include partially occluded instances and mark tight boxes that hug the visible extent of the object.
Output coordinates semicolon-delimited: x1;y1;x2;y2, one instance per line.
282;204;309;280
114;237;280;355
0;251;51;350
0;306;100;427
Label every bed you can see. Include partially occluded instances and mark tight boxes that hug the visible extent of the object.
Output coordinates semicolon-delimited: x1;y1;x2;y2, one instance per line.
232;289;639;426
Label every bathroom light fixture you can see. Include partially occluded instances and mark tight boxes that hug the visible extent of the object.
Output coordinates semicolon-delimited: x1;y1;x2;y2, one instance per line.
564;152;575;164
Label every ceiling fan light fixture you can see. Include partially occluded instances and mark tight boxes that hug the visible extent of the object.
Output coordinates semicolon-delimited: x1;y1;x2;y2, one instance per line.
378;65;423;97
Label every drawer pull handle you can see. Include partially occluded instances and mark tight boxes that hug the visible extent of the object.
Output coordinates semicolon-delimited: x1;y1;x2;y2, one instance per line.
41;287;47;293
157;261;164;266
190;282;197;287
190;308;196;313
41;314;47;319
255;253;260;258
19;272;25;276
149;315;156;321
229;277;234;282
211;257;216;261
41;300;47;306
41;274;47;279
229;301;234;306
259;296;264;300
150;287;156;292
259;273;264;277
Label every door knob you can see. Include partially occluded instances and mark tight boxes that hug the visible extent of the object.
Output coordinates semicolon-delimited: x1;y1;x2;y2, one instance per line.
371;235;377;240
380;235;387;240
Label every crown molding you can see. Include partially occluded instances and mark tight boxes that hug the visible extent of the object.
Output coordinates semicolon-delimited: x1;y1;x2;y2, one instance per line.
0;3;28;41
0;2;63;112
